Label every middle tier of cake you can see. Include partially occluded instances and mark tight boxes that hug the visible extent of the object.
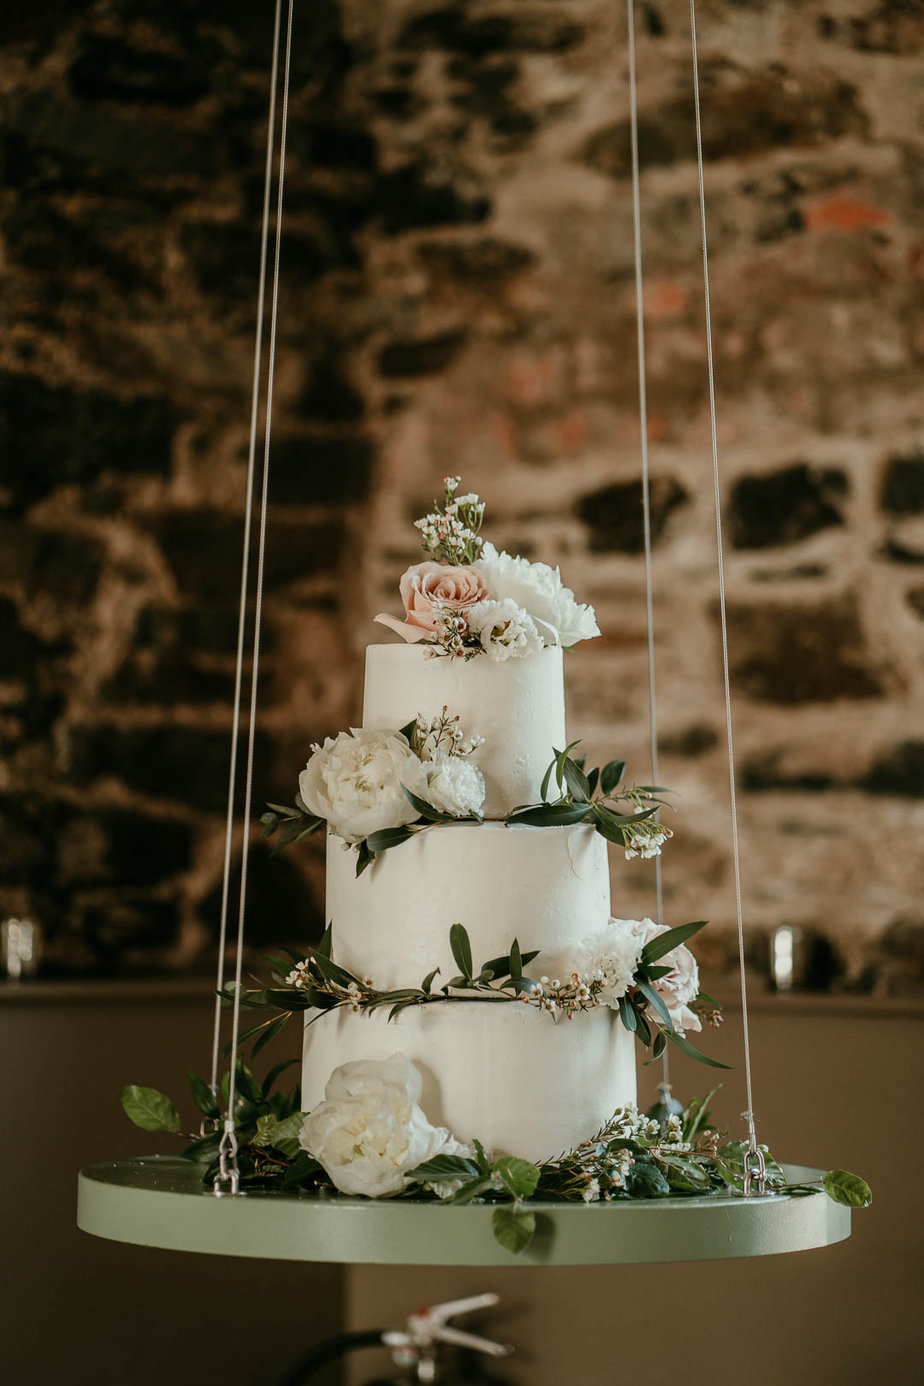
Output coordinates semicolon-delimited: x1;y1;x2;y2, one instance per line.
326;821;611;989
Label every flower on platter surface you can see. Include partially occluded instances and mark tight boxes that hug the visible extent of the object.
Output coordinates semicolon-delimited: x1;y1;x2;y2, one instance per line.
299;1054;467;1198
465;597;544;662
638;920;702;1033
422;750;486;818
299;729;428;844
375;562;488;643
574;917;648;1007
473;542;600;648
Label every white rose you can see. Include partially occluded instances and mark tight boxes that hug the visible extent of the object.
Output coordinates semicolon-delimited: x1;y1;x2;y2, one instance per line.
638;920;702;1033
298;728;429;844
422;751;486;818
465;597;544;662
299;1054;460;1198
574;917;647;1008
474;542;600;647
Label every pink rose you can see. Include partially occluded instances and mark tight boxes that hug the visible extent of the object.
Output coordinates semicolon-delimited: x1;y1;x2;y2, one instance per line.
375;562;488;643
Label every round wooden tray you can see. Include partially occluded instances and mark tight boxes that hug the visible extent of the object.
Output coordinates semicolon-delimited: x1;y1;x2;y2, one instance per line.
77;1155;851;1266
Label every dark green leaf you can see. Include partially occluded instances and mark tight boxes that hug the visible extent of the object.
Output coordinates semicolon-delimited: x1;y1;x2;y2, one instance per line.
261;1058;299;1098
234;1059;263;1106
640;920;708;965
356;840;374;876
187;1071;220;1119
250;1012;290;1058
509;938;522;980
282;1151;323;1188
260;812;279;838
449;923;474;981
310;950;360;990
365;826;414;853
539;759;554;803
492;1205;536;1254
617;995;637;1033
635;979;673;1031
316;924;333;959
181;1133;220;1165
401;784;451;823
508;804;592;827
657;1155;712;1192
634;1008;652;1046
119;1085;181;1134
822;1169;872;1208
626;1160;671;1198
586;767;600;797
563;758;591;802
601;759;626;794
420;967;440;994
406;1154;481;1183
448;1175;494;1205
398;720;417;742
493;1157;540;1200
665;1029;732;1069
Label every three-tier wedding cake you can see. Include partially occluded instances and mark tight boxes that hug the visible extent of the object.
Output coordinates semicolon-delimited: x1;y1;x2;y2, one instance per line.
263;479;706;1186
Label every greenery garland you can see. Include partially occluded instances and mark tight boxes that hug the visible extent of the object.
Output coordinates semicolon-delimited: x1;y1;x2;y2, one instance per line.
119;1070;871;1256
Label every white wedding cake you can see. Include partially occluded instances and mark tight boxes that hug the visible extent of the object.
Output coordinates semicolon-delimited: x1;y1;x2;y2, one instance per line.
273;481;701;1171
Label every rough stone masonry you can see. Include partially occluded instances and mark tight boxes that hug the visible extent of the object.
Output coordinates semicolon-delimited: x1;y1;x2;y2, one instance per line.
0;0;922;992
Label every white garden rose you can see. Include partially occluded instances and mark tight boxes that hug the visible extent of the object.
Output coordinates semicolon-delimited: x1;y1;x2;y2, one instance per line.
422;751;486;818
298;728;429;844
299;1054;464;1198
574;917;648;1008
638;920;701;1033
464;597;544;662
474;542;600;647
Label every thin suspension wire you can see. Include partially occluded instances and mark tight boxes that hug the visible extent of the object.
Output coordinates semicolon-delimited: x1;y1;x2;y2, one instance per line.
626;0;669;1095
217;0;295;1194
688;0;760;1171
208;0;284;1105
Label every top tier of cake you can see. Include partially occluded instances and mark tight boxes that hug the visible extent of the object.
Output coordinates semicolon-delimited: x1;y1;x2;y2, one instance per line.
363;643;566;817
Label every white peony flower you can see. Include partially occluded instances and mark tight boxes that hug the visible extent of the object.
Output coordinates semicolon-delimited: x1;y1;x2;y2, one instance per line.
298;728;429;844
299;1054;465;1198
474;542;600;647
421;750;486;818
637;920;702;1033
465;597;544;662
574;917;648;1008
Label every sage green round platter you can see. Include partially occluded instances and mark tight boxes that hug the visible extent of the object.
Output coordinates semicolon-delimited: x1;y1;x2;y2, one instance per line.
77;1156;850;1266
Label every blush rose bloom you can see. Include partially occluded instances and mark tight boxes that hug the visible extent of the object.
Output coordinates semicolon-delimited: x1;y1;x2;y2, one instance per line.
299;728;429;844
375;562;488;643
299;1054;468;1198
638;920;702;1033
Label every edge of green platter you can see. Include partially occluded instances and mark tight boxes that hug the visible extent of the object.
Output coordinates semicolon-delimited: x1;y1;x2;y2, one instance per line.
77;1156;851;1266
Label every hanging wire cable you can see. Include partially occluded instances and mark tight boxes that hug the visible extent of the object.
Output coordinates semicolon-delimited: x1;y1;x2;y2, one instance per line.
688;0;764;1192
207;0;284;1119
626;0;670;1096
215;0;296;1197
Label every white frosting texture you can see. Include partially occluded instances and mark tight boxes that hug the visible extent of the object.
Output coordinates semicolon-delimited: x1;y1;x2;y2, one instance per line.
327;822;611;989
302;1002;637;1162
363;643;566;817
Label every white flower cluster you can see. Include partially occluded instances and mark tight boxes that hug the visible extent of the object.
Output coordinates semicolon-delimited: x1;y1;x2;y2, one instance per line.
413;709;484;761
523;972;600;1020
573;918;647;1007
415;476;485;566
464;597;544;662
473;543;600;650
300;1055;470;1198
298;713;486;844
623;821;673;860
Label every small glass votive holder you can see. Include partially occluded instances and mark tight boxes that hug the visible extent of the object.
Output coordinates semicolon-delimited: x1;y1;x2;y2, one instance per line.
1;917;42;980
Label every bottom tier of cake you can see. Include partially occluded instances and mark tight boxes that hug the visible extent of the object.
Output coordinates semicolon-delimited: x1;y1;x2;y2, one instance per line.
301;1001;637;1162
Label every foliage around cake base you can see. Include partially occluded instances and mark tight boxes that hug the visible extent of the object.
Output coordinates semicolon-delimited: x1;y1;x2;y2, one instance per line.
120;1067;871;1256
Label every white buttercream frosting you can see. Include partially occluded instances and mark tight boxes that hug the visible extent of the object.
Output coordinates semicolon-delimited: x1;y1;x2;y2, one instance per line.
362;643;566;817
302;1002;637;1162
326;822;611;989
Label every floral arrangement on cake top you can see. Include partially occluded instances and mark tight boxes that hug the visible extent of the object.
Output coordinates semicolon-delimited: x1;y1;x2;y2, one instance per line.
263;732;672;876
374;476;600;659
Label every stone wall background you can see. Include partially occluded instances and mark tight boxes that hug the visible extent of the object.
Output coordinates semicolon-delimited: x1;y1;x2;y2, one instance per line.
1;0;922;990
